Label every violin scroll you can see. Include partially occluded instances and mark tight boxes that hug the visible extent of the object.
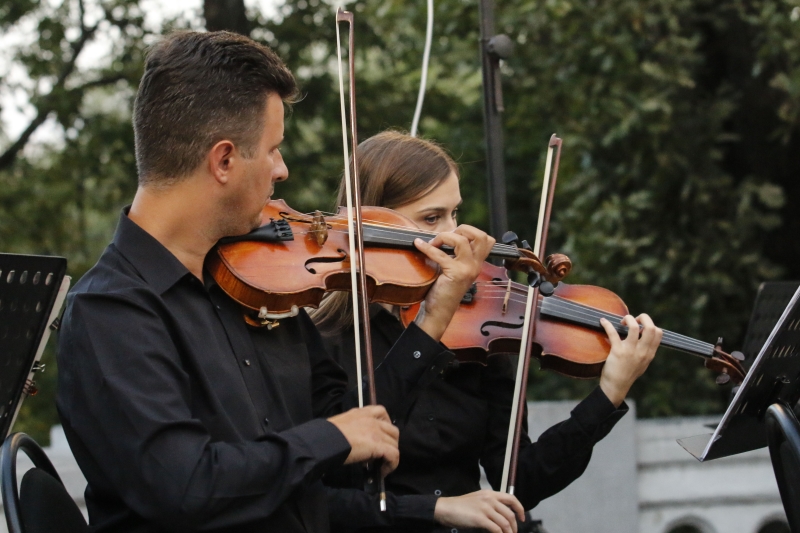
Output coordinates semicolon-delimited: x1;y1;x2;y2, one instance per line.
545;253;572;282
504;248;572;285
706;340;746;385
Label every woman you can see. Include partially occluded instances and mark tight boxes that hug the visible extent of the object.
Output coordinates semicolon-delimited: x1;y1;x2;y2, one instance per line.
314;131;661;533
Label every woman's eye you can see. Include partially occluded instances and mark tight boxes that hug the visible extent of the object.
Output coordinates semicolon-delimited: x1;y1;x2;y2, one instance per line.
424;215;440;225
451;209;459;219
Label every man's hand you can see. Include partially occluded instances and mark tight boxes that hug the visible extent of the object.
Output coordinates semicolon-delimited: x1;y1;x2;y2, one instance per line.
413;225;495;342
327;405;399;477
599;314;663;407
434;490;525;533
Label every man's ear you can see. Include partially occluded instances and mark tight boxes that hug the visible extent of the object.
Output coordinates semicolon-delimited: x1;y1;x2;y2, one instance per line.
208;141;236;184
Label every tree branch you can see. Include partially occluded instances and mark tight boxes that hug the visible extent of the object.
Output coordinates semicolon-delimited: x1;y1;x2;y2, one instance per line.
0;71;124;172
0;15;100;171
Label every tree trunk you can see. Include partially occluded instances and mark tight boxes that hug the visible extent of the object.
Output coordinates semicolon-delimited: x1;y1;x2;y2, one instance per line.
204;0;251;36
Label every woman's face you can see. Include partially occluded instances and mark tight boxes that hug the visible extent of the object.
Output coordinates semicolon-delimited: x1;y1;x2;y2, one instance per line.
393;171;461;233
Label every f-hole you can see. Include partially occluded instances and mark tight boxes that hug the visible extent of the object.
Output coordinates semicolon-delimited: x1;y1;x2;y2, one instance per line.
305;249;348;274
480;316;525;336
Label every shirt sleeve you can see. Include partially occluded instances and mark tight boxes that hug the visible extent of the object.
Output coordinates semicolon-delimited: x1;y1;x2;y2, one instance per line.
326;486;438;532
57;291;351;531
372;322;455;421
317;321;450;531
480;356;627;510
297;309;351;419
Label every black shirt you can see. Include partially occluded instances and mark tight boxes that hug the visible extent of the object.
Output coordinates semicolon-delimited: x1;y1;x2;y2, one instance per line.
322;306;628;533
56;211;451;533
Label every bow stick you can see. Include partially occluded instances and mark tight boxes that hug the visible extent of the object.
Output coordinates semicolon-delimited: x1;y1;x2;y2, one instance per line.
500;134;563;494
335;7;387;511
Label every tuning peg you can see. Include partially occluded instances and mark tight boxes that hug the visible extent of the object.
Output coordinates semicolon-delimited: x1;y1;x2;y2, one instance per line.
501;231;520;246
716;373;731;385
539;281;555;297
730;351;745;361
520;240;533;251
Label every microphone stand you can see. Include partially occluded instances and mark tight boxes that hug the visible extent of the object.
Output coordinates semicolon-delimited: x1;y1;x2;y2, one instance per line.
478;0;513;240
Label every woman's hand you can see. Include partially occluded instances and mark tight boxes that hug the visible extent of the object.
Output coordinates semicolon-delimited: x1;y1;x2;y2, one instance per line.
413;225;495;342
434;490;525;533
599;314;662;407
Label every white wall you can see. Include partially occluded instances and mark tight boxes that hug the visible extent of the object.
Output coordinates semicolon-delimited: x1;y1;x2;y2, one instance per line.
0;408;789;533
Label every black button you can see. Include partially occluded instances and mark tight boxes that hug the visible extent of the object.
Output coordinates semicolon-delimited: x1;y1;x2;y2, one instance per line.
243;359;251;366
428;415;435;421
264;417;269;425
434;489;442;496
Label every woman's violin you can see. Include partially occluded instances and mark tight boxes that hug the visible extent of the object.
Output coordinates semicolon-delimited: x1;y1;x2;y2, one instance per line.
399;262;747;384
206;199;568;325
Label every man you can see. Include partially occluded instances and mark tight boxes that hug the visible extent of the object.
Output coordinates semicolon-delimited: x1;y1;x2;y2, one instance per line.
56;30;503;533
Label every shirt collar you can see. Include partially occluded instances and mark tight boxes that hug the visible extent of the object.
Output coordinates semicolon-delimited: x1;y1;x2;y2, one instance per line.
112;207;193;294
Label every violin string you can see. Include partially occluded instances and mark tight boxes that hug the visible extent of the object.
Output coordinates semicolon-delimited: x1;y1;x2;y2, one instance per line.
443;291;713;355
465;286;713;351
538;297;712;354
290;225;521;257
289;224;522;253
360;225;520;254
281;211;521;254
366;229;521;257
539;298;713;355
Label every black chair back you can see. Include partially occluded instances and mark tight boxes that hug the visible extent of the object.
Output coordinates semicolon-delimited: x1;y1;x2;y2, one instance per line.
766;403;800;532
1;432;89;533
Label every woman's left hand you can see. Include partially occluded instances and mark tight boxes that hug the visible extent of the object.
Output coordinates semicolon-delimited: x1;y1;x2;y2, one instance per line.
413;225;495;342
599;314;662;407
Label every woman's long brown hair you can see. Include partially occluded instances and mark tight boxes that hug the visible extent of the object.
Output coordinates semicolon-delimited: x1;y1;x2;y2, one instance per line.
311;130;458;332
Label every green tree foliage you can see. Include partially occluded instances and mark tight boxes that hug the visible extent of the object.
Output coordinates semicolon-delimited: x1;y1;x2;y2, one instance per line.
264;0;800;416
1;0;799;443
0;0;166;442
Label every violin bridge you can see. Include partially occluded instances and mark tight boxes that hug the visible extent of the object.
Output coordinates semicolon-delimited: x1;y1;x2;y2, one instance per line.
309;210;328;246
502;278;512;314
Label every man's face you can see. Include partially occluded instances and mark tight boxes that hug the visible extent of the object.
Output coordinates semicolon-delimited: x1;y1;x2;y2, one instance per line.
227;93;288;233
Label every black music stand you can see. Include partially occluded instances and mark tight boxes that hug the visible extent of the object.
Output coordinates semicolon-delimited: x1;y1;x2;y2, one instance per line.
0;254;69;439
678;285;800;460
677;285;800;530
741;282;800;370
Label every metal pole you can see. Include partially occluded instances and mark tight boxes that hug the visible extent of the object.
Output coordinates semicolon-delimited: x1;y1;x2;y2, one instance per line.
478;0;512;240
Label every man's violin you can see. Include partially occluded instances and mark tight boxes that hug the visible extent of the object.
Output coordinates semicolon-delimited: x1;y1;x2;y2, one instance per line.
399;262;747;384
206;200;567;326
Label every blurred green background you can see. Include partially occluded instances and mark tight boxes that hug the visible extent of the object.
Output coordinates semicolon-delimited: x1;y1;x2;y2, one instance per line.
2;0;799;444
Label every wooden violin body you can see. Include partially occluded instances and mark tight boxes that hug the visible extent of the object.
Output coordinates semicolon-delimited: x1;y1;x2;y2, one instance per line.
207;199;561;322
400;263;747;384
207;200;440;317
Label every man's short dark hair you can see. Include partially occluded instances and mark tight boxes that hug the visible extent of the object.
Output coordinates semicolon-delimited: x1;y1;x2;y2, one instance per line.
133;31;298;186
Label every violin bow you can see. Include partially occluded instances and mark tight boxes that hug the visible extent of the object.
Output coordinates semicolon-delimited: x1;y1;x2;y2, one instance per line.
500;134;562;494
335;8;387;511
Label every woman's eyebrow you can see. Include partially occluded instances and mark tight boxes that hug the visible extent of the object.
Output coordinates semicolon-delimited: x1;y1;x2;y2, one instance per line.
416;200;463;214
417;206;449;214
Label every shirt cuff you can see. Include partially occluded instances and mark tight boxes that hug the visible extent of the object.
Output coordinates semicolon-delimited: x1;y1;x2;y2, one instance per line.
382;322;454;385
394;494;439;522
281;418;352;474
570;386;629;442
